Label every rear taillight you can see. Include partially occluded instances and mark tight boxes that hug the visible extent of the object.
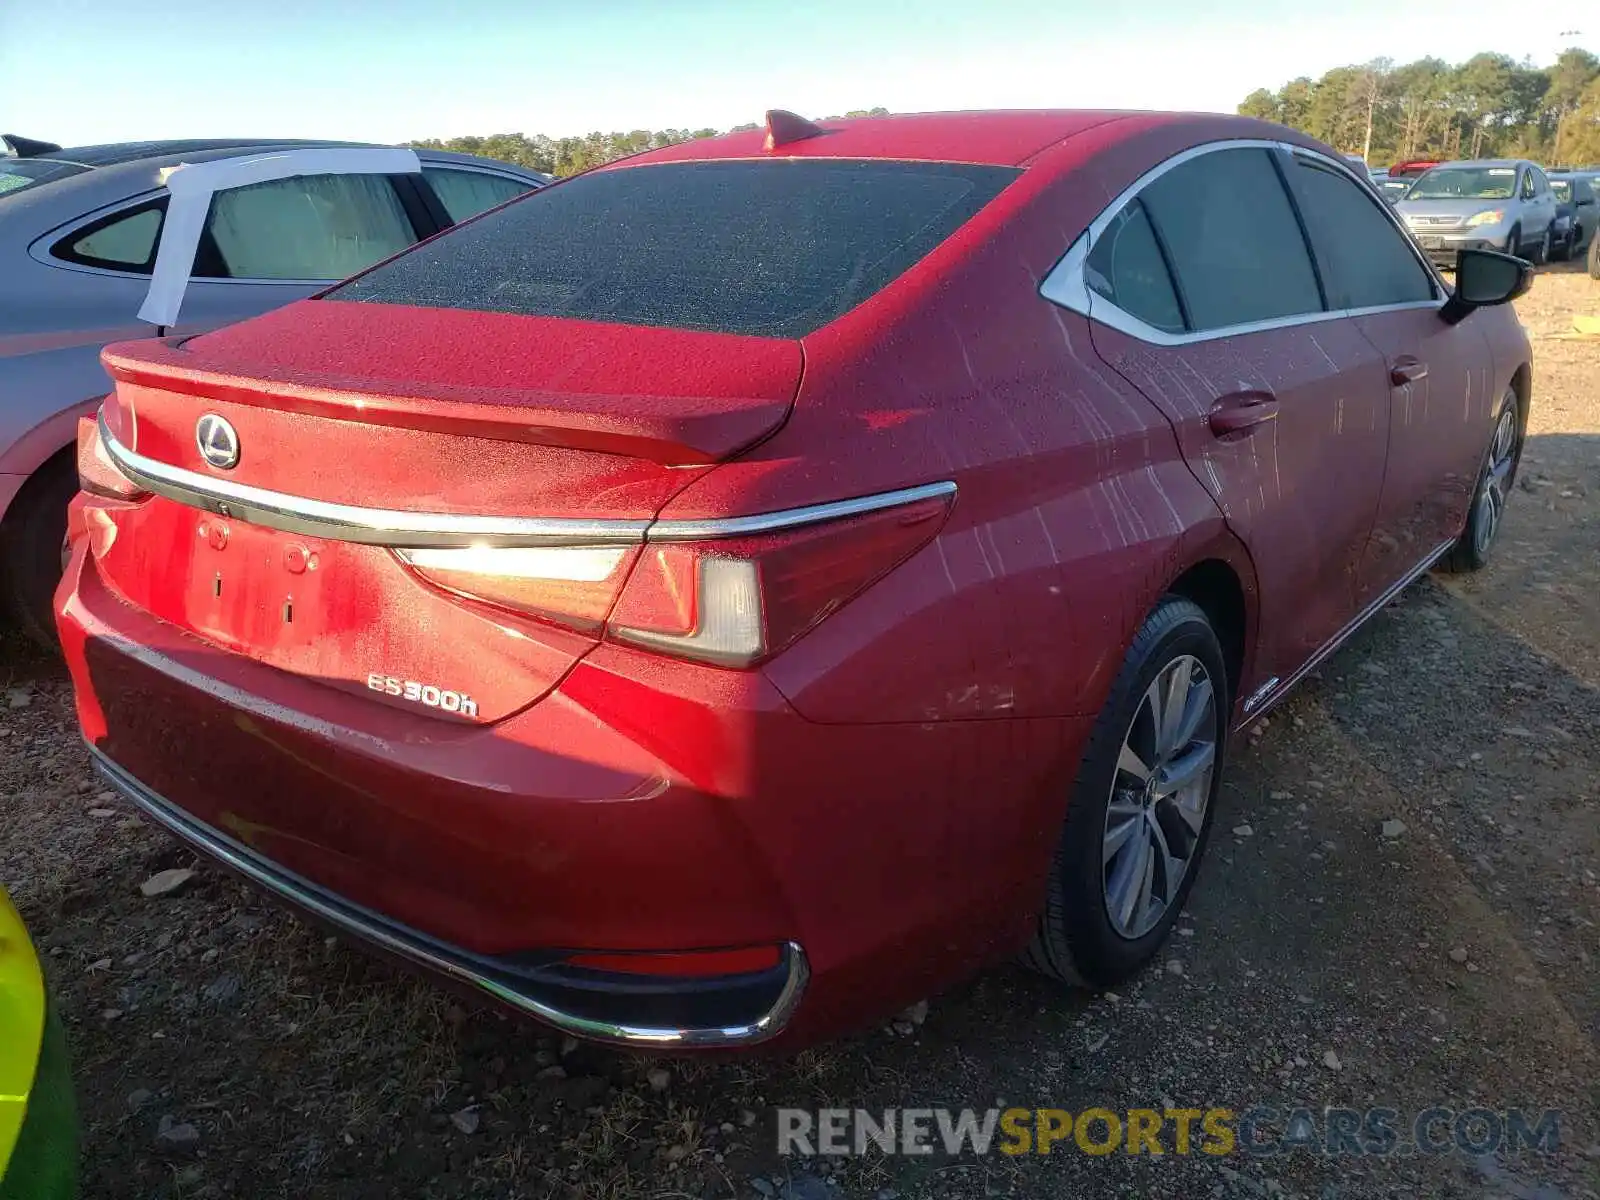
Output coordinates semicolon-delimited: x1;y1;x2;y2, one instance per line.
608;492;954;667
393;489;954;668
395;544;640;632
76;415;148;501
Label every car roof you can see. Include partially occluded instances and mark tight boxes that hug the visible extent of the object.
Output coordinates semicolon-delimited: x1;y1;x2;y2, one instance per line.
30;137;376;167
614;109;1208;169
1429;159;1529;170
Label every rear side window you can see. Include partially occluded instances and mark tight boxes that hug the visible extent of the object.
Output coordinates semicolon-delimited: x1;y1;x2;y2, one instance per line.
1140;148;1324;331
330;160;1020;338
1286;158;1435;309
197;174;417;280
51;200;166;273
422;167;536;223
1084;201;1184;333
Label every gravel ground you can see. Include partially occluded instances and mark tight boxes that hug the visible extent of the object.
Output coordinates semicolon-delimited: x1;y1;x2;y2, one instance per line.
2;268;1597;1200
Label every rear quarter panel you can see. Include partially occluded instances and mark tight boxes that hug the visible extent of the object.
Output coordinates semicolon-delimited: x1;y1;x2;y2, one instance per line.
659;115;1262;728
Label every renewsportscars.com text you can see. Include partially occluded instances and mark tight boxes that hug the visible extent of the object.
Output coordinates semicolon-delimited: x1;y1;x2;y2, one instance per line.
777;1106;1562;1158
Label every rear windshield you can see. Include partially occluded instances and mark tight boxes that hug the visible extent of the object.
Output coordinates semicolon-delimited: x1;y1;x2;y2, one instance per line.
0;159;89;199
1406;167;1518;201
329;159;1020;338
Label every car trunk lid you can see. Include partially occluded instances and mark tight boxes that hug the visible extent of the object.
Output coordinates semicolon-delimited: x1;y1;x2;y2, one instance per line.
91;300;801;722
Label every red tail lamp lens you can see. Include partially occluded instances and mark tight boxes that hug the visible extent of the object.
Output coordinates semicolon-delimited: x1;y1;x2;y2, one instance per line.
607;492;954;667
76;414;148;501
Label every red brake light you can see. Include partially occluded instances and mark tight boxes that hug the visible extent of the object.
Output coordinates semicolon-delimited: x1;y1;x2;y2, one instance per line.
607;492;954;667
392;489;954;663
76;414;148;500
395;544;641;632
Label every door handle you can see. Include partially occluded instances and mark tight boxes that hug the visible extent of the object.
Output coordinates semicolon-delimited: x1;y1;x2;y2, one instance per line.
1390;357;1429;385
1207;392;1279;437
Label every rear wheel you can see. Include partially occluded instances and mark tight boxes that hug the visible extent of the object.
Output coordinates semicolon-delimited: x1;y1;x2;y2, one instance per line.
0;455;76;650
1551;225;1573;262
1504;225;1522;257
1441;388;1521;574
1023;596;1228;988
1533;227;1552;265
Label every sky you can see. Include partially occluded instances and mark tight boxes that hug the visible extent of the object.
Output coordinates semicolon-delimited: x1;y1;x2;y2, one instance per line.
0;0;1590;148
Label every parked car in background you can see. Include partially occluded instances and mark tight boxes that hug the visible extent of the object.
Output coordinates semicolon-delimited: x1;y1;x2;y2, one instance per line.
1388;159;1441;180
1396;159;1559;267
1548;171;1598;259
59;109;1533;1050
1376;175;1413;204
0;135;550;646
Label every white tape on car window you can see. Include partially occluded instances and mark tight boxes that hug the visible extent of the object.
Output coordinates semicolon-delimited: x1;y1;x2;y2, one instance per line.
138;147;421;328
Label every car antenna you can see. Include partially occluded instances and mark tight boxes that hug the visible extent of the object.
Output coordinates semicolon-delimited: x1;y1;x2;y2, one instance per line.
2;134;63;157
763;110;828;152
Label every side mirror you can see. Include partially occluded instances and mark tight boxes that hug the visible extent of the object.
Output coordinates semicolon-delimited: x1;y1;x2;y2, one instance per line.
1440;250;1533;325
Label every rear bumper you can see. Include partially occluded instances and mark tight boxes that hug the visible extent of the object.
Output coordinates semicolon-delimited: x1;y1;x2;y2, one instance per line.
57;535;1086;1048
91;748;806;1046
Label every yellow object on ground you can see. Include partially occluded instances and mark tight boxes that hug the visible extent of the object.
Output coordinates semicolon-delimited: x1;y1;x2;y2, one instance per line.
0;889;45;1175
0;887;75;1199
1573;315;1600;336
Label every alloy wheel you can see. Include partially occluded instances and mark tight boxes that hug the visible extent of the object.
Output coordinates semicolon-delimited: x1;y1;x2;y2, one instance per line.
1473;403;1519;557
1102;654;1218;940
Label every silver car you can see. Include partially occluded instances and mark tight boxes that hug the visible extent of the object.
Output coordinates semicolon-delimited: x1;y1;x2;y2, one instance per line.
0;136;549;645
1395;159;1560;268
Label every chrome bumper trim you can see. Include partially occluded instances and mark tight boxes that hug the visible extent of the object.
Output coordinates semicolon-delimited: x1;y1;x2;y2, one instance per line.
89;746;808;1047
101;413;955;549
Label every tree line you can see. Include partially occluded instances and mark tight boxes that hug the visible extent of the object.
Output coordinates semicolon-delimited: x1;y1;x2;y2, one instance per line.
410;109;890;177
1239;49;1600;168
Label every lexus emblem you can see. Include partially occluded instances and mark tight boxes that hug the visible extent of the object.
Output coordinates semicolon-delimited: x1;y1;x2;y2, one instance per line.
196;413;240;470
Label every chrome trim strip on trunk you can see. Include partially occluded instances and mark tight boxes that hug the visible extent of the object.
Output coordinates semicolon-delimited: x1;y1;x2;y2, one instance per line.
99;413;957;548
100;414;649;548
648;481;957;541
89;746;809;1047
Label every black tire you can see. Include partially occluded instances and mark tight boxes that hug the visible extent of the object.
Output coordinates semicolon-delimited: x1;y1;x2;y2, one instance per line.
1551;227;1572;262
1504;225;1521;257
1023;596;1229;988
1589;231;1600;280
1441;387;1521;574
0;455;76;650
1533;227;1551;265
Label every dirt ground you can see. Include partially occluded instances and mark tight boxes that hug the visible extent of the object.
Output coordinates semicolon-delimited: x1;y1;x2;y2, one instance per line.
2;268;1597;1200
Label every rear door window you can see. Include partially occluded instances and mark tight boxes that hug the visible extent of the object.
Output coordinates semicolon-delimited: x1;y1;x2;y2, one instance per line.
196;173;418;280
422;167;537;223
330;159;1020;338
1286;156;1436;309
1138;148;1324;331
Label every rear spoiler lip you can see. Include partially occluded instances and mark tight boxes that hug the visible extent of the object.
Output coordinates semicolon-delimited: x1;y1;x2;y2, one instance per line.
98;411;956;550
101;339;788;467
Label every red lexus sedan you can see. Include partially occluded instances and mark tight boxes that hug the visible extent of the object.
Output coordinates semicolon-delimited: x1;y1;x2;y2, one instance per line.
57;110;1531;1050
